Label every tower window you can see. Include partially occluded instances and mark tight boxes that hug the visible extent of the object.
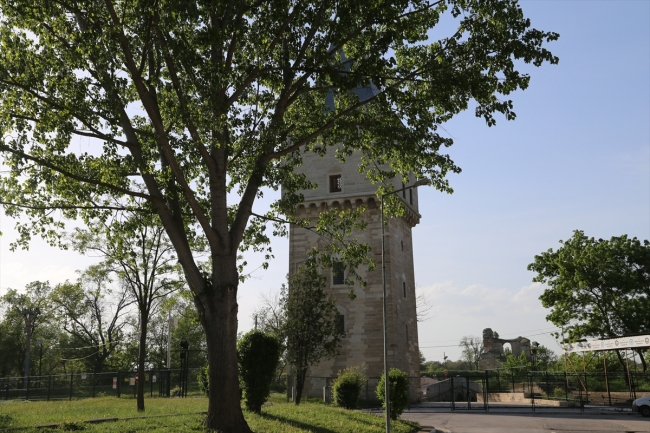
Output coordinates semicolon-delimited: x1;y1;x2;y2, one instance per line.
333;262;344;285
329;175;342;193
403;281;406;298
409;188;413;205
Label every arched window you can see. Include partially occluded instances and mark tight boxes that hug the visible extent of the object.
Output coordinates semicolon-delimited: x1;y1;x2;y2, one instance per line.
403;281;407;298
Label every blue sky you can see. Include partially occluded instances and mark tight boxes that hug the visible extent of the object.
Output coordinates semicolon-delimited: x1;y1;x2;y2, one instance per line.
1;0;648;363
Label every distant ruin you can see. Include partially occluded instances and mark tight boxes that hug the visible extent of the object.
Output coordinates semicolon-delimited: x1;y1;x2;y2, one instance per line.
478;328;531;370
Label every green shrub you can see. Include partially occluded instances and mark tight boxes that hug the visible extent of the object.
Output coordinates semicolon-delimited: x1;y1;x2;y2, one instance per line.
333;366;367;409
553;387;566;399
238;330;282;414
376;368;409;420
197;365;210;396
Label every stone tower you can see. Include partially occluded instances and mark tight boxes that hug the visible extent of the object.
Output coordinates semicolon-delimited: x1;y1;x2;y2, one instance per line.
289;150;422;402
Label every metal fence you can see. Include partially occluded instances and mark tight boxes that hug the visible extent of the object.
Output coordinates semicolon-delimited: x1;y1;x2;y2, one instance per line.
0;368;203;401
422;369;650;411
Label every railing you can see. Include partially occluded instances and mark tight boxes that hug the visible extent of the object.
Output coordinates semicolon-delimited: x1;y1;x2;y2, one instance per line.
0;368;203;401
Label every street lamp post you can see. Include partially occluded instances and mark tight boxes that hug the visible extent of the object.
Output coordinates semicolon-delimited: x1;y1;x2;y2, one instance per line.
381;178;430;433
531;341;539;371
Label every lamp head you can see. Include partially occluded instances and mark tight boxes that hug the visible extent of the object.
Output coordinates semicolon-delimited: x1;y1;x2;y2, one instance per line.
413;178;431;187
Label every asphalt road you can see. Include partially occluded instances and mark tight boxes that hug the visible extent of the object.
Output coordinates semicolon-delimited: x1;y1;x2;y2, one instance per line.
401;411;650;433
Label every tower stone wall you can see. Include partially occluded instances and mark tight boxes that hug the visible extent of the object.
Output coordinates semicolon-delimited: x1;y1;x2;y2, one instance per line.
288;149;422;402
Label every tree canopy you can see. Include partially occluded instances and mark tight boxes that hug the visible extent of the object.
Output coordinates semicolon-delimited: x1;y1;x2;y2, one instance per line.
529;230;650;370
0;0;558;430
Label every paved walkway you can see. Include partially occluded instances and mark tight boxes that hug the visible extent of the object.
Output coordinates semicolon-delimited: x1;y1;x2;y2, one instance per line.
400;411;650;433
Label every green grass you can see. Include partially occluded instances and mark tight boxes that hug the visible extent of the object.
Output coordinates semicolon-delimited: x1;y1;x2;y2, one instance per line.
0;394;420;432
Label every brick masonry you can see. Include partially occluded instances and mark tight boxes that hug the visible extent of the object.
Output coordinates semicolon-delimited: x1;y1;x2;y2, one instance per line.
288;149;422;402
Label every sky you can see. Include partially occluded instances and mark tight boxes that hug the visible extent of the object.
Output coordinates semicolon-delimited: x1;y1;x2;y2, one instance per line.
1;1;649;363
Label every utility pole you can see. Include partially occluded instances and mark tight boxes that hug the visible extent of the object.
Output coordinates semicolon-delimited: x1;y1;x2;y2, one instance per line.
21;307;41;389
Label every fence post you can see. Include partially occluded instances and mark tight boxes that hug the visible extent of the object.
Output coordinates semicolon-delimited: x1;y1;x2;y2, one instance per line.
484;370;488;411
497;370;501;393
92;373;96;398
117;371;121;398
450;376;455;411
25;375;30;401
150;370;153;397
584;373;589;404
564;371;568;401
69;373;73;401
47;375;51;401
545;371;549;398
5;378;8;400
530;371;535;412
511;370;515;393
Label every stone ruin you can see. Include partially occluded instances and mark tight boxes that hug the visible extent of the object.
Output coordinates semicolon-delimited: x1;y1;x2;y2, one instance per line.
478;328;532;370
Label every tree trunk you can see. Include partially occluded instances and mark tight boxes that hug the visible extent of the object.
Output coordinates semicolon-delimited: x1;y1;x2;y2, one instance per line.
137;314;148;412
294;367;307;405
198;259;252;433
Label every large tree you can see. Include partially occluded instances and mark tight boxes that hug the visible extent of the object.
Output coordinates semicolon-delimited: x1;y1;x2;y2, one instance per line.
0;1;557;429
529;230;650;371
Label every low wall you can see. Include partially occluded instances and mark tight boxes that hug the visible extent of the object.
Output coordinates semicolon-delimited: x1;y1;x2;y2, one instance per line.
477;392;576;407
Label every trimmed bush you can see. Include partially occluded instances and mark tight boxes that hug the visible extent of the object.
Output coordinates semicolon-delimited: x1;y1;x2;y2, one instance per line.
376;368;409;420
333;366;367;409
238;330;282;414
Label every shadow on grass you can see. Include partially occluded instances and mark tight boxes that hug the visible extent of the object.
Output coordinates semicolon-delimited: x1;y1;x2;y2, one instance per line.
259;407;416;433
259;412;340;433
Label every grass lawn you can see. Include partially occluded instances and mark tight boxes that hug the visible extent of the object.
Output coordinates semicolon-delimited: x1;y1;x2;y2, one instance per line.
0;394;420;432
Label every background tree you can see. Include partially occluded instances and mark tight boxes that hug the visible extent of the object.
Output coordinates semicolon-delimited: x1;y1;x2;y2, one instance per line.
71;213;182;411
283;262;341;405
415;287;433;322
529;231;650;371
50;266;132;374
0;0;558;429
533;345;558;371
0;282;55;377
459;335;483;370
